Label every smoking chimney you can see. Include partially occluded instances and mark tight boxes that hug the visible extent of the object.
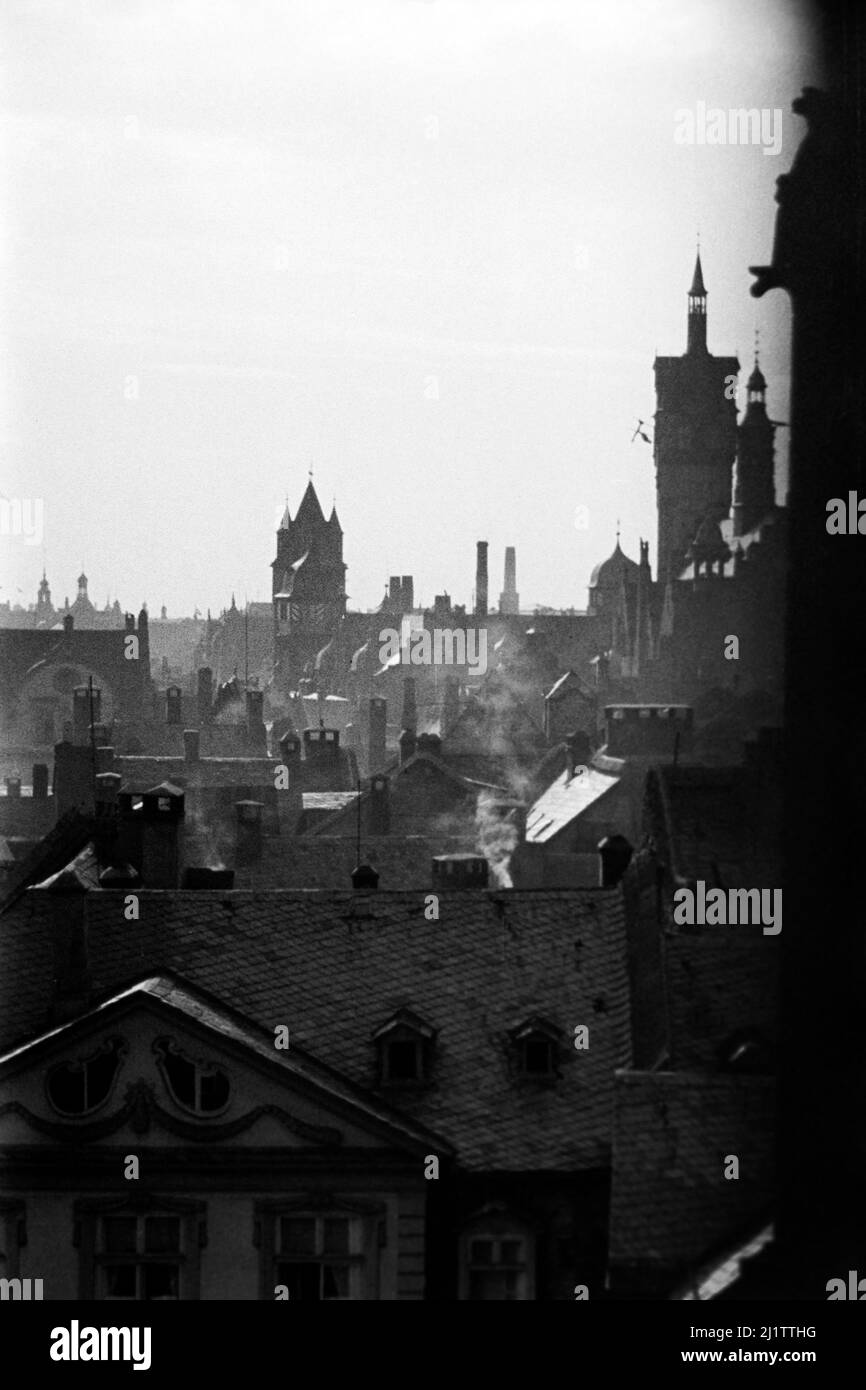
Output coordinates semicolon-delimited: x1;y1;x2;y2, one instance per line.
475;541;488;617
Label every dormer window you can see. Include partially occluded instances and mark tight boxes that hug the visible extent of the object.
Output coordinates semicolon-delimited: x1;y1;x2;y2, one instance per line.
46;1037;127;1117
509;1017;562;1081
153;1038;230;1115
372;1010;436;1087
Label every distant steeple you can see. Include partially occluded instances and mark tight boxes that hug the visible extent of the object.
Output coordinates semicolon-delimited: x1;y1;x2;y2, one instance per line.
687;248;708;353
733;339;775;536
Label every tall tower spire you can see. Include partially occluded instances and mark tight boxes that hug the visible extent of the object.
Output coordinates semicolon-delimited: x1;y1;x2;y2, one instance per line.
687;247;707;353
732;338;775;536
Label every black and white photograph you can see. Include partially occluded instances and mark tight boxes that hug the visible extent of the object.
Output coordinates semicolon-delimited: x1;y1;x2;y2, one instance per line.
0;0;863;1365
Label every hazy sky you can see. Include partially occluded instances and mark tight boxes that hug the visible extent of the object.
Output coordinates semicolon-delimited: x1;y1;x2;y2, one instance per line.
1;0;818;617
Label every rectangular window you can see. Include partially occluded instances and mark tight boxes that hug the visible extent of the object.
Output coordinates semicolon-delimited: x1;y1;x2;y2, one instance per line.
98;1214;183;1301
274;1215;359;1301
466;1236;529;1301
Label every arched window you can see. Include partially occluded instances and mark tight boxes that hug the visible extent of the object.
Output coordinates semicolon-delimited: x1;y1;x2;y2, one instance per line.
46;1037;126;1117
153;1038;230;1115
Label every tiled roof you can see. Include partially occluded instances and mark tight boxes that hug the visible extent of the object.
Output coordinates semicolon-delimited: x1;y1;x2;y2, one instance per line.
0;887;631;1171
526;767;620;844
663;930;779;1069
608;1071;775;1276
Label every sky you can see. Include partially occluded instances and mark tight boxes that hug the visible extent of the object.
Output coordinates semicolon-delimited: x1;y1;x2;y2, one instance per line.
1;0;820;617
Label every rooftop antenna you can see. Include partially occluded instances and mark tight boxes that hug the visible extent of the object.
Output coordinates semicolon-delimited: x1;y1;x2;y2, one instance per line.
356;776;362;866
244;594;249;690
673;728;681;768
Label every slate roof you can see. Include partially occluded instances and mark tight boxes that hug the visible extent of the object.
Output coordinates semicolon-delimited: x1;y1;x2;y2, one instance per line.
608;1071;775;1278
663;930;779;1069
526;766;620;844
0;887;631;1171
231;835;476;890
115;758;277;791
0;974;451;1156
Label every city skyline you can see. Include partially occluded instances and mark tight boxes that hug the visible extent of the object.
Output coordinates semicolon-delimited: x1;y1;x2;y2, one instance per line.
1;0;816;616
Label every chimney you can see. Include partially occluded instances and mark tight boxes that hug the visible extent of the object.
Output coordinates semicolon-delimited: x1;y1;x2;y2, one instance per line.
182;867;235;890
389;576;402;608
351;863;380;890
124;612;136;633
95;745;115;774
63;613;74;634
53;743;95;817
367;774;390;835
416;732;442;760
197;667;214;724
432;853;489;890
139;782;185;888
32;763;49;800
442;676;460;737
45;868;90;1022
565;729;592;780
475;541;488;617
184;729;200;763
401;677;417;732
499;546;519;615
4;776;21;799
246;690;267;753
401;575;414;610
598;834;633;887
279;731;302;772
94;771;122;867
399;728;417;764
604;704;693;759
235;799;264;867
368;698;387;774
165;685;183;725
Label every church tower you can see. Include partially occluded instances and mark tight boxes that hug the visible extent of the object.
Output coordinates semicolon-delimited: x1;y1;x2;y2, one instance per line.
653;251;740;576
732;347;776;536
271;479;347;687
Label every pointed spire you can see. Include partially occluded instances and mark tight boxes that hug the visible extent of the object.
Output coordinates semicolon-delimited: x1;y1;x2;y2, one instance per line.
748;328;767;395
689;249;706;296
295;478;326;528
687;244;708;352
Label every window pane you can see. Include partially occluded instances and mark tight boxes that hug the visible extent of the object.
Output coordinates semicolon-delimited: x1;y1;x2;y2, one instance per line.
322;1264;349;1299
163;1049;196;1107
145;1217;180;1253
387;1040;419;1080
103;1217;137;1253
103;1264;136;1298
278;1262;321;1301
525;1039;552;1074
199;1069;229;1112
323;1219;349;1256
144;1263;179;1300
280;1218;316;1256
470;1240;494;1265
500;1240;522;1265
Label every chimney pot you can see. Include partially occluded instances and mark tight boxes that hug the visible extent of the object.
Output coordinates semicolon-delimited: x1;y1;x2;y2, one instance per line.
598;834;633;887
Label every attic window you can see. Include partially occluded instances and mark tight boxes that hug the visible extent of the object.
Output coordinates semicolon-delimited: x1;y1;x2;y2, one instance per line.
153;1038;230;1115
157;797;171;812
372;1010;436;1087
46;1036;126;1117
509;1018;562;1081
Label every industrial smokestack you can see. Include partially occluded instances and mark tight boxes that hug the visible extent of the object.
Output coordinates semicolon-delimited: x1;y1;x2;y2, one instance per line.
499;546;519;615
475;541;488;617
